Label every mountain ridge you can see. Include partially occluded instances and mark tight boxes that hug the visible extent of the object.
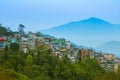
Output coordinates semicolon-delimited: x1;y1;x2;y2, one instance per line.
96;41;120;56
44;17;113;31
76;17;112;25
40;17;120;55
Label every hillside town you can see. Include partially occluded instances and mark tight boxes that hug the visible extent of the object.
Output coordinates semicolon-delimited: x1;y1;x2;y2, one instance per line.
0;24;120;72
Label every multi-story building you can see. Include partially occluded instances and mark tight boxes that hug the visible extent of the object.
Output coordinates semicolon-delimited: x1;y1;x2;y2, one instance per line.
88;49;95;59
28;33;37;49
0;38;7;49
20;37;28;53
66;41;71;49
114;63;119;72
104;54;115;60
80;49;88;59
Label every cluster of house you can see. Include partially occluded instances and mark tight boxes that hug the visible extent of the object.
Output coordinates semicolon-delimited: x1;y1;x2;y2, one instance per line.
0;31;120;72
96;53;120;72
0;38;7;48
0;36;18;49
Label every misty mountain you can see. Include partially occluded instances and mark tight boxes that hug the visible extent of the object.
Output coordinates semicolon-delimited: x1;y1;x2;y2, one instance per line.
40;17;120;47
96;41;120;56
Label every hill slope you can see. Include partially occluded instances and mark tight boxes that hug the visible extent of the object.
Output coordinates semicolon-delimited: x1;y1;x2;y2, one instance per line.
40;17;120;47
96;41;120;56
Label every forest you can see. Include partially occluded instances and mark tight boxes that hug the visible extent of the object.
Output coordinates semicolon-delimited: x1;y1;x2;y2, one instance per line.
0;24;120;80
0;43;120;80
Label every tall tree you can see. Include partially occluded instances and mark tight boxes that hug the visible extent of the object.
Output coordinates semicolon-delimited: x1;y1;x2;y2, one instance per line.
18;24;25;38
0;24;7;37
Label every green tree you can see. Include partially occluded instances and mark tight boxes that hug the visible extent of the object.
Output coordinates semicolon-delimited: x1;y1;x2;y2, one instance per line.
9;43;20;52
18;24;25;37
23;65;42;79
0;69;30;80
0;24;7;37
25;54;33;66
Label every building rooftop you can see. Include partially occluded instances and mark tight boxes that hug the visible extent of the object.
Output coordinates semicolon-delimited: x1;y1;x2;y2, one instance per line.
0;38;7;41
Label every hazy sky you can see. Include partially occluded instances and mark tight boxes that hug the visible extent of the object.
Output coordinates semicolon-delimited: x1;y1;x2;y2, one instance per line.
0;0;120;31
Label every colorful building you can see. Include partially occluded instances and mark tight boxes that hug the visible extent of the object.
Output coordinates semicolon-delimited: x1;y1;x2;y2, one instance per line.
104;54;115;60
80;49;88;59
0;38;7;48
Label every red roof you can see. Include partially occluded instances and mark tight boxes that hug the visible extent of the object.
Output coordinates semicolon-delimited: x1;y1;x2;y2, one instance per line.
0;38;7;41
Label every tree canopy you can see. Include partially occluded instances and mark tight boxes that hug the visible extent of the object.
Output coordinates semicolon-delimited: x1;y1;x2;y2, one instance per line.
0;45;120;80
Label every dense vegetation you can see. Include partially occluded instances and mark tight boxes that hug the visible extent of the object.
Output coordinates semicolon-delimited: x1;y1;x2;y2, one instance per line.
0;24;13;37
0;25;120;80
0;43;120;80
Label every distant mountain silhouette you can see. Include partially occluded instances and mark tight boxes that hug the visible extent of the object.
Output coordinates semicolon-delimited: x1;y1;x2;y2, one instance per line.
40;17;120;48
75;17;111;25
96;41;120;56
